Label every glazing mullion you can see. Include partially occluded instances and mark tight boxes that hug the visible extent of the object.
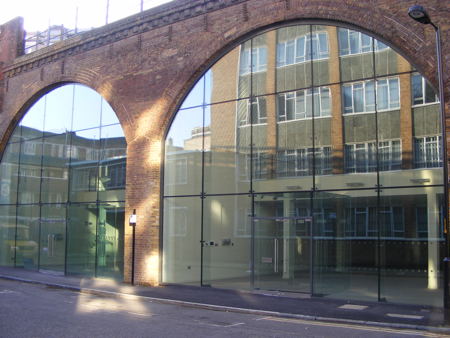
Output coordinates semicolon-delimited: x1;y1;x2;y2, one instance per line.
370;38;383;302
200;75;206;286
36;96;49;271
309;25;316;296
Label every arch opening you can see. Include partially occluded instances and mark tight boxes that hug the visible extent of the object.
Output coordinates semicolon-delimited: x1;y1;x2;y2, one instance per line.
162;23;443;306
0;83;127;280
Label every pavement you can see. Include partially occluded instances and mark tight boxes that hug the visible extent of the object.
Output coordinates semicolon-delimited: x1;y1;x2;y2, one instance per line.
1;266;450;334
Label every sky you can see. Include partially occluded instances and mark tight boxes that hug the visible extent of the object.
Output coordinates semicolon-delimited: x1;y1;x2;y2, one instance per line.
0;0;172;31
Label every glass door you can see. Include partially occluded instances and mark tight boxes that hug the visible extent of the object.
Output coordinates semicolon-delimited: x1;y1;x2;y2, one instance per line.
253;192;311;293
39;206;66;274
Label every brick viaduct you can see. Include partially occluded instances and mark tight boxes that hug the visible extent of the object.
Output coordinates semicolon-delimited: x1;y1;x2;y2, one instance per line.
0;0;449;284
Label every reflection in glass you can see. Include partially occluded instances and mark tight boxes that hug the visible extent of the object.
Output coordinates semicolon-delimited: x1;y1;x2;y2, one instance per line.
69;128;100;203
66;203;97;276
16;205;40;270
0;206;17;266
163;23;445;306
313;191;378;301
379;188;444;306
163;197;201;284
164;107;203;196
254;192;311;292
96;202;124;279
202;195;252;289
39;205;66;273
98;125;126;202
0;84;126;280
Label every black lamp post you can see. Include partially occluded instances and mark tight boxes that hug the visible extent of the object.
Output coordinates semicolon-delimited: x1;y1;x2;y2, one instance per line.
408;5;449;309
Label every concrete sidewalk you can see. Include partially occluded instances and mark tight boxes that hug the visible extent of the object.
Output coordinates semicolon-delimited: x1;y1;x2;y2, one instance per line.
1;266;449;334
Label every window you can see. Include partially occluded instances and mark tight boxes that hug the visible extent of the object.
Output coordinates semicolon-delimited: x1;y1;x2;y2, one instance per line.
414;136;442;168
239;46;267;75
239;97;267;126
345;206;407;238
168;207;187;237
277;87;331;121
345;207;377;237
345;140;401;173
166;157;188;185
239;151;271;181
235;208;252;237
345;142;377;173
276;147;331;177
276;31;329;67
379;207;404;238
411;73;438;106
338;28;388;56
343;77;399;114
416;207;428;238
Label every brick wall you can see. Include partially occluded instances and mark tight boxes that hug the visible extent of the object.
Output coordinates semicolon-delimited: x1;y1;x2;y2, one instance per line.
0;0;449;285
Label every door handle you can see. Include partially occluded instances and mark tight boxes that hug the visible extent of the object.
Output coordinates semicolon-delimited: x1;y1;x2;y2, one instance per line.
274;238;278;273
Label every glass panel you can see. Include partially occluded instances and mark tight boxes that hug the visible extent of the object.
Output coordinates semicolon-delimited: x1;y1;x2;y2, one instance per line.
96;202;124;280
253;192;311;292
0;205;17;266
251;32;270;96
312;25;331;87
16;205;40;270
314;85;335;190
207;44;244;104
0;143;20;204
66;203;97;276
162;197;201;285
379;187;443;306
180;75;205;109
255;94;314;192
204;101;251;194
71;85;102;131
41;134;70;204
101;98;120;126
276;25;312;92
44;85;74;134
375;43;408;77
20;98;45;140
338;28;374;82
69;128;100;202
202;195;252;289
342;105;377;188
98;125;126;202
18;139;43;204
164;107;203;196
313;190;378;301
39;205;66;273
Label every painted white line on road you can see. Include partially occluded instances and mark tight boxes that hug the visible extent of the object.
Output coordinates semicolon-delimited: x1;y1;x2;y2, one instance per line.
338;304;368;310
126;312;153;317
386;313;424;320
263;317;441;337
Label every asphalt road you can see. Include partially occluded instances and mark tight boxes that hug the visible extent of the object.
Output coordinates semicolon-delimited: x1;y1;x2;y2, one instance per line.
0;279;444;338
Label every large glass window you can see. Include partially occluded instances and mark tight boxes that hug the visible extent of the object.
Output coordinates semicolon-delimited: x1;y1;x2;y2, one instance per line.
0;84;126;280
163;23;443;307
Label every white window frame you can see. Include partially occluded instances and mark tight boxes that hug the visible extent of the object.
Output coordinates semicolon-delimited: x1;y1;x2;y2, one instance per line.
414;136;442;168
338;28;389;56
342;77;400;115
239;97;267;126
278;87;331;121
239;46;268;75
411;73;438;107
276;31;329;68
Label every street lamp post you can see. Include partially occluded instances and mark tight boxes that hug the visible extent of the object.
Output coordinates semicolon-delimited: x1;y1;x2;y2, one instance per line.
408;5;449;308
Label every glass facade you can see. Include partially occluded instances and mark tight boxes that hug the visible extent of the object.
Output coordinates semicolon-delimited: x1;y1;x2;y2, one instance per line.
0;84;126;280
163;24;444;306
